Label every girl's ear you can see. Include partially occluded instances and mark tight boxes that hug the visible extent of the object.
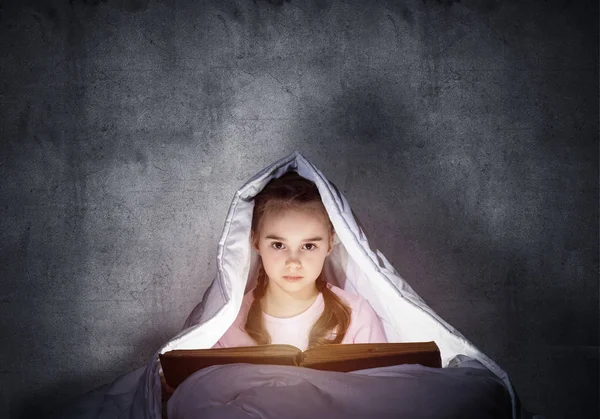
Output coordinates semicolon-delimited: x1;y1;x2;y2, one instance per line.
251;232;260;254
327;231;336;255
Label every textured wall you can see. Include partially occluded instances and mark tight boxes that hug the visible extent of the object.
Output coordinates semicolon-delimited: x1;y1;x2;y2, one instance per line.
0;0;597;418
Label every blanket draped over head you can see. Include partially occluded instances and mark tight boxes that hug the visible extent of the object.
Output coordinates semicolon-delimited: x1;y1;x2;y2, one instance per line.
129;151;520;419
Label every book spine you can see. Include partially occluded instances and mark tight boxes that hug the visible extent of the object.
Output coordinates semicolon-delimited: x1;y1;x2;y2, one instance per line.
295;351;303;367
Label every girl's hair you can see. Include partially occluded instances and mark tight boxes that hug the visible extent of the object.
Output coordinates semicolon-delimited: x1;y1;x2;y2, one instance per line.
244;171;352;348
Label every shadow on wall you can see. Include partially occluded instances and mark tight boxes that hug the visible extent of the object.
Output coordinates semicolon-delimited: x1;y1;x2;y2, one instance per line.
290;67;530;368
16;333;156;419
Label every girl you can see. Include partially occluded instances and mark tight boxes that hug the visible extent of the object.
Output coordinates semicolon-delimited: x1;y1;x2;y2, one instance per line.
213;171;387;351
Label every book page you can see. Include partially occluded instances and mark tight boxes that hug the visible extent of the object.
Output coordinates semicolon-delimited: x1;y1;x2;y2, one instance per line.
302;342;439;363
165;344;301;358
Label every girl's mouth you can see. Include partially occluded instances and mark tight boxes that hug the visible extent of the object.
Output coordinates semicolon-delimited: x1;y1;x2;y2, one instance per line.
284;276;303;281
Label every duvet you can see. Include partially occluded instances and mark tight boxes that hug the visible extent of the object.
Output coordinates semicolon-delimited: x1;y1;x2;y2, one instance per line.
49;152;541;419
167;359;512;419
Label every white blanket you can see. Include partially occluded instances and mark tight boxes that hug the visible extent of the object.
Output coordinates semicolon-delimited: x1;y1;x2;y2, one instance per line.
52;151;541;419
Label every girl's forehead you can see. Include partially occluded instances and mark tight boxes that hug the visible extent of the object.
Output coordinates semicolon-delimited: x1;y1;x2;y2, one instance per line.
261;206;330;230
267;205;325;221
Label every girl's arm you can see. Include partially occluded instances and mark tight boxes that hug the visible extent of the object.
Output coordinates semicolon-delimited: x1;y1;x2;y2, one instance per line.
350;298;388;344
211;320;258;349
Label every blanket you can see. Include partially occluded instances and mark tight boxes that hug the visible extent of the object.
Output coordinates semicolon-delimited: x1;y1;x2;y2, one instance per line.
50;151;542;419
167;360;512;419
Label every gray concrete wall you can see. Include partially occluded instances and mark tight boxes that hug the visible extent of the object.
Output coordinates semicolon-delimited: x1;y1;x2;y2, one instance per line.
1;0;597;418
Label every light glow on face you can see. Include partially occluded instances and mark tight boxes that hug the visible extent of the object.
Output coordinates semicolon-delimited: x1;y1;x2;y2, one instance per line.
255;206;334;297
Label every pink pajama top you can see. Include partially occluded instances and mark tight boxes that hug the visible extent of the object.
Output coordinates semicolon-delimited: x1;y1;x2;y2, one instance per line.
213;283;387;351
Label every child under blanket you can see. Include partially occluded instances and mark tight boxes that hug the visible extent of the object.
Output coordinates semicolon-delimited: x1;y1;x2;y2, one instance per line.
48;152;531;419
213;171;387;351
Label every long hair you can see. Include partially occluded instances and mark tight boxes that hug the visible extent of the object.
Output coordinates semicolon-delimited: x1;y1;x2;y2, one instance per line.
244;171;352;348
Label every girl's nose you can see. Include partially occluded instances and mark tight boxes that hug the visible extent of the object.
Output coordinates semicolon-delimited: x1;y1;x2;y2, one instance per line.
286;257;301;270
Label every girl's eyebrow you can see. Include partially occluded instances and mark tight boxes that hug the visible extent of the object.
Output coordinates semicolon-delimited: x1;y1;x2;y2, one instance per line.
265;234;323;242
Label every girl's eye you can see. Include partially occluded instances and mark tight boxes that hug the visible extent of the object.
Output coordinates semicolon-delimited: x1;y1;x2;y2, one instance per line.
304;243;317;251
272;242;285;250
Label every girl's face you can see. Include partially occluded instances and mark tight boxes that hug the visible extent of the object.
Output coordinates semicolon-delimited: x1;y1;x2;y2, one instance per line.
253;205;334;298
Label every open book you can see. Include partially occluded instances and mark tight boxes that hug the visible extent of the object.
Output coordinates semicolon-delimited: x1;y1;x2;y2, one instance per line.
160;341;441;390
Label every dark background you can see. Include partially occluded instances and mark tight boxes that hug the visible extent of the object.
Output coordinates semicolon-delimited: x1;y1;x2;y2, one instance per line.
0;0;597;418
